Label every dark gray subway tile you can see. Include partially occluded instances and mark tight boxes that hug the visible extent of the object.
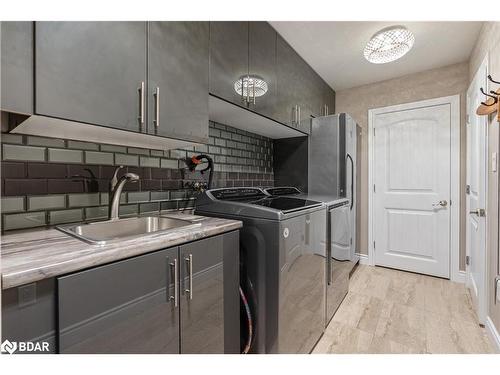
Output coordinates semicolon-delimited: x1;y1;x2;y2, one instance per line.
67;140;99;150
160;200;178;210
47;179;85;194
68;193;100;207
115;153;139;167
162;179;182;190
27;163;67;179
141;179;162;191
100;144;127;153
127;147;150;156
1;161;26;178
4;179;48;196
49;209;83;225
85;151;114;165
139;202;160;214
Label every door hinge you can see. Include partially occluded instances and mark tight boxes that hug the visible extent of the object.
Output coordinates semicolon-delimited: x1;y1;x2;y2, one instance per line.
373;184;376;193
466;184;470;195
373;128;376;136
466;114;470;124
373;241;376;250
466;255;471;266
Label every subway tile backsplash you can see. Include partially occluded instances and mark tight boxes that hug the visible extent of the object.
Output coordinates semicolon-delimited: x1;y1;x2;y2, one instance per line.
1;121;274;231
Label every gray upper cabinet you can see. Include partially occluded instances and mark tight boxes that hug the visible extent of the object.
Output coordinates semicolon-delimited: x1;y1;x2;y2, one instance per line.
209;22;249;106
248;22;277;118
148;22;209;143
1;21;33;114
57;246;180;354
35;22;147;133
276;34;313;133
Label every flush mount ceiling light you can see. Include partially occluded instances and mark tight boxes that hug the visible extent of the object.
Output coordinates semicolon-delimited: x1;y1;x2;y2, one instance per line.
364;25;415;64
234;75;268;99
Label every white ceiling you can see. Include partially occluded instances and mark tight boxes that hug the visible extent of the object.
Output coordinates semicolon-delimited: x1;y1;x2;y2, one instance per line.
270;22;483;90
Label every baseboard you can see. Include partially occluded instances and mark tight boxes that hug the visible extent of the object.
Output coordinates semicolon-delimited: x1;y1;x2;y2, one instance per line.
486;316;500;353
357;253;370;265
452;270;466;284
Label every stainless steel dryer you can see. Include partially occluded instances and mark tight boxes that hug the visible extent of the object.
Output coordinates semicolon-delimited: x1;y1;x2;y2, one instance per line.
195;187;326;354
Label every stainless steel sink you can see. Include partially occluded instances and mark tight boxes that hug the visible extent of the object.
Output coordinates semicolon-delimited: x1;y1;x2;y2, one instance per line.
56;216;201;245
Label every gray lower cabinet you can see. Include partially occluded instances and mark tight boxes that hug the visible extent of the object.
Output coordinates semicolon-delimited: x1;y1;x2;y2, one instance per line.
0;21;33;114
1;279;57;354
35;22;147;132
148;22;209;143
209;22;249;106
57;246;180;354
55;231;239;354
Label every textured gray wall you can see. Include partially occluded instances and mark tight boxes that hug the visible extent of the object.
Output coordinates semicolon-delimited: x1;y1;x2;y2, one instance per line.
336;62;469;270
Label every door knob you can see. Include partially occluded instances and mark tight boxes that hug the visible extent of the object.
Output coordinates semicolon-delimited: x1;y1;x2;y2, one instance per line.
432;200;448;207
469;208;486;217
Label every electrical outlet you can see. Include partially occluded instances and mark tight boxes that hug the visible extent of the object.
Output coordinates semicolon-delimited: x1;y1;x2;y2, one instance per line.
18;283;37;307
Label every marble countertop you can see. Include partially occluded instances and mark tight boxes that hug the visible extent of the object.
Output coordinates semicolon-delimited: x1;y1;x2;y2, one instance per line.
1;213;242;289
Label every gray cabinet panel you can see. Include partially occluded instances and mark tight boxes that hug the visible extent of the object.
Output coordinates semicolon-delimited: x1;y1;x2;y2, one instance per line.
1;279;57;353
209;22;249;106
57;247;180;354
1;21;33;114
180;235;225;353
276;34;312;132
248;22;277;118
148;22;209;143
35;22;147;132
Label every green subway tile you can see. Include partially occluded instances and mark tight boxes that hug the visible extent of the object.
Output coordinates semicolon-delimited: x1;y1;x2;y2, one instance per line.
3;211;46;230
150;191;169;201
85;206;108;220
27;136;65;148
139;202;160;214
161;159;178;169
115;153;139;166
1;197;25;213
127;147;150;156
119;204;138;217
49;209;83;225
2;144;46;162
150;150;165;157
127;191;150;203
170;191;187;200
85;151;114;165
67;140;99;150
100;192;126;205
1;133;24;144
48;148;83;163
68;193;100;207
100;144;127;153
28;195;66;211
139;156;160;168
169;149;186;159
160;201;178;210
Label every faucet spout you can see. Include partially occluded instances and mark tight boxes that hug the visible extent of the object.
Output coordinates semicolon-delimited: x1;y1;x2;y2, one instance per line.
108;172;139;220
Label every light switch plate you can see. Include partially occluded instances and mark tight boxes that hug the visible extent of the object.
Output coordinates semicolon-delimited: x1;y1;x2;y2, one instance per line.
492;152;497;173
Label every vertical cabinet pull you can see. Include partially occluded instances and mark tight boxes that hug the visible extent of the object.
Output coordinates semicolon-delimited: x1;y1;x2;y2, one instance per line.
185;254;193;300
138;81;145;131
153;87;160;131
168;258;178;307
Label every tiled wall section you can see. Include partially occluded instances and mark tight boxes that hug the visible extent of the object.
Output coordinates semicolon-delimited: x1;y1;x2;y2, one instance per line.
1;121;274;231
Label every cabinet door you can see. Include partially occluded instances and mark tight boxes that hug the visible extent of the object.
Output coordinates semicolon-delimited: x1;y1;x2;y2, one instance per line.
1;21;33;114
209;22;249;106
276;34;311;130
180;235;225;353
35;22;147;132
248;22;277;118
57;247;180;354
148;22;209;143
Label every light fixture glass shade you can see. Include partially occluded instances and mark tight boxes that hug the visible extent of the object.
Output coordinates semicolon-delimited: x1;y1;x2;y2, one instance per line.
364;26;415;64
234;75;268;97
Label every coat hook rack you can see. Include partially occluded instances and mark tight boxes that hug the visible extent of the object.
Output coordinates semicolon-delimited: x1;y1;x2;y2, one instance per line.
476;75;500;121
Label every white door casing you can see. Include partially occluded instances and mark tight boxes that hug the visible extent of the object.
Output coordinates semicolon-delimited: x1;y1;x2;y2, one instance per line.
466;56;488;324
368;95;461;280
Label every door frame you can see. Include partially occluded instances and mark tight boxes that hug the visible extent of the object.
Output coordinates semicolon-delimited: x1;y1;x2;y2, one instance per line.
466;54;489;323
367;95;462;282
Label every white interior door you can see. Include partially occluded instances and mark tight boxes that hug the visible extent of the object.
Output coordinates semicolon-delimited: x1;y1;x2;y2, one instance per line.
373;103;452;278
466;58;488;324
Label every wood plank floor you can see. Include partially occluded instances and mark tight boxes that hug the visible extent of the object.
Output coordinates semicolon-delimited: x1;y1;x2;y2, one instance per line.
313;265;495;354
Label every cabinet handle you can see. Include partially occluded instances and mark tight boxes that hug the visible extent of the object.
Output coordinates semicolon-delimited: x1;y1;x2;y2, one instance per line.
185;254;193;300
326;105;329;115
153;87;160;131
168;258;178;307
293;105;298;125
138;81;145;131
297;106;301;126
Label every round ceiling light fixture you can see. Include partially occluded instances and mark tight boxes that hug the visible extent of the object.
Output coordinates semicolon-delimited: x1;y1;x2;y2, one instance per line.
234;75;268;98
363;25;415;64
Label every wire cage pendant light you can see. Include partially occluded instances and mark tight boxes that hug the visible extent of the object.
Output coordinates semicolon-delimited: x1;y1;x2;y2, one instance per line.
364;26;415;64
